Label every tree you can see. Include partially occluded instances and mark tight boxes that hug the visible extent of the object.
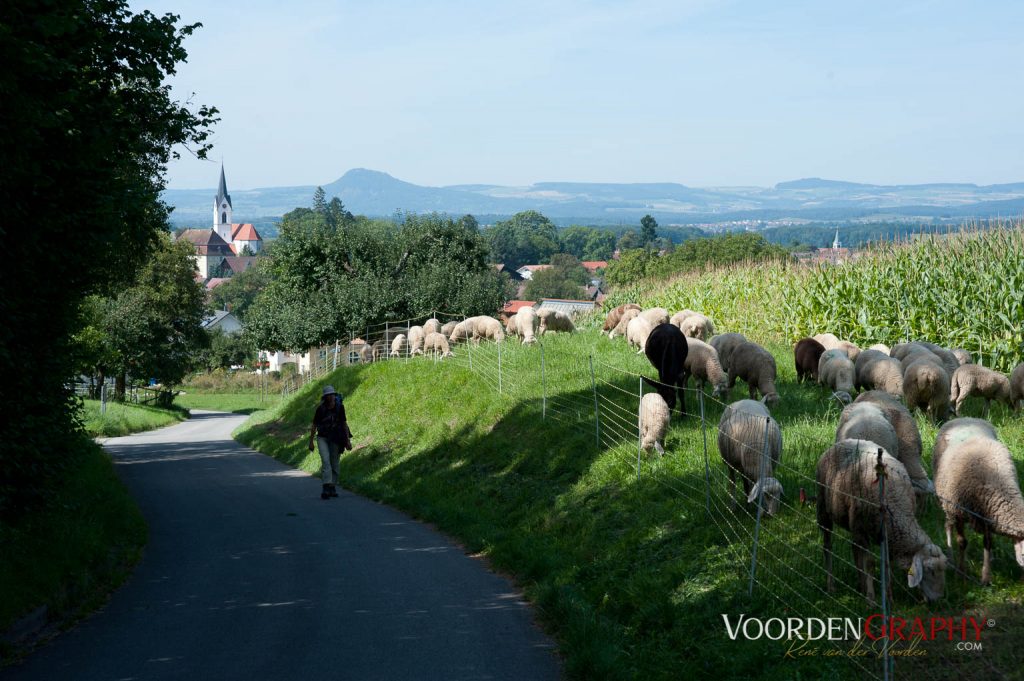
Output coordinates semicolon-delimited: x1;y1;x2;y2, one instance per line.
196;329;253;371
604;249;655;286
523;253;589;300
617;229;640;251
484;210;559;270
0;0;216;515
582;230;617;261
209;265;269;322
640;215;658;246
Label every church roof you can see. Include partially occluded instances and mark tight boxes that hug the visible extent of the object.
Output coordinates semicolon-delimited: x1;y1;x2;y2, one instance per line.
230;223;262;241
223;256;257;274
216;164;232;209
177;229;234;256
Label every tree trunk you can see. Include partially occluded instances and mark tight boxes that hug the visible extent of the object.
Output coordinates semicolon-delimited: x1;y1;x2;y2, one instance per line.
115;372;126;401
93;369;104;400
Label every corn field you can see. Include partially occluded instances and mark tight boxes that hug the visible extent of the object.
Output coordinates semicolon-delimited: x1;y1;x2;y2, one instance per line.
606;223;1024;371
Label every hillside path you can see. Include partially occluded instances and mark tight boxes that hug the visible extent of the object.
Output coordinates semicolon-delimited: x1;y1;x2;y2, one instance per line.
5;411;560;681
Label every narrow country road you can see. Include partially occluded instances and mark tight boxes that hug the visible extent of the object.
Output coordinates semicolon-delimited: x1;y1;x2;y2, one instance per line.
5;411;560;680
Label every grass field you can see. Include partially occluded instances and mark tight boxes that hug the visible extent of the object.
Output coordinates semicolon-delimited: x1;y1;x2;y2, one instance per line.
236;320;1024;680
81;399;188;437
174;391;280;414
0;438;146;656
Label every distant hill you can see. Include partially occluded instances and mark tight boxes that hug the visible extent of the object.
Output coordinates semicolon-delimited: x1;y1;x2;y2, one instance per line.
164;169;1024;227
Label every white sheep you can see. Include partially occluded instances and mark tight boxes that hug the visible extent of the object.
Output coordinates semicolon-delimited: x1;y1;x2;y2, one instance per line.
448;319;474;344
389;334;407;358
853;391;931;498
1012;363;1024;413
626;315;654;354
728;341;779;406
816;439;946;603
683;337;729;398
950;364;1013;417
717;399;783;515
903;358;952;420
709;333;748;374
538;310;575;334
504;313;519;336
868;343;891;355
471;316;505;343
834;340;861;362
835;402;899;463
951;348;973;366
933;419;1024;584
854;352;903;400
813;333;841;351
371;340;386;361
679;313;715;341
407;325;426;356
423;318;441;336
516;307;539;344
639;392;670;455
639;307;669;326
817;348;855;403
609;308;640;339
356;342;373;364
603;303;642;334
423;331;454;359
669;309;698;328
441;321;458;337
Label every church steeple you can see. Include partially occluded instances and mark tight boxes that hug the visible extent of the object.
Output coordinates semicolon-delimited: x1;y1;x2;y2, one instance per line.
832;227;841;250
213;163;234;242
216;163;232;209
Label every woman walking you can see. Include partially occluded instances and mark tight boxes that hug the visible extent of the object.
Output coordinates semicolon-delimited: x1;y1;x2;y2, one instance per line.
308;385;352;499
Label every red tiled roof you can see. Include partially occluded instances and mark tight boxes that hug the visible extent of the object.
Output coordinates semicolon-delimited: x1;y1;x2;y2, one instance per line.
581;260;608;271
206;277;229;290
502;300;536;313
223;256;257;274
518;264;551;272
177;228;234;256
230;223;262;241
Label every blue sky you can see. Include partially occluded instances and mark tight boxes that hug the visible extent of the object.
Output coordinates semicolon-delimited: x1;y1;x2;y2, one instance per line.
142;0;1024;190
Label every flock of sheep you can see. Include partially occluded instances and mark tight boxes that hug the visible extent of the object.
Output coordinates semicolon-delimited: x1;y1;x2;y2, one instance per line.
601;302;1024;603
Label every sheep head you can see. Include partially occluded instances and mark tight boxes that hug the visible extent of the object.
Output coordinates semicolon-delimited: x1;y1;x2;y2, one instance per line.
761;392;780;408
712;379;729;399
907;544;947;602
747;477;783;516
831;391;852;404
1015;539;1024;569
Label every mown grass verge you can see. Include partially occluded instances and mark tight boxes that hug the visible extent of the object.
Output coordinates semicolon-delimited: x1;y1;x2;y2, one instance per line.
174;390;279;415
0;437;146;661
81;399;188;437
237;323;1024;680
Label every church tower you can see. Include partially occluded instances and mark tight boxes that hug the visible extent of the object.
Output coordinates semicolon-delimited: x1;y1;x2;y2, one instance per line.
832;227;841;250
213;164;234;243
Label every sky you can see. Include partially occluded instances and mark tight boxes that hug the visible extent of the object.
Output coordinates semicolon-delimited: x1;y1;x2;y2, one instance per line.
140;0;1024;190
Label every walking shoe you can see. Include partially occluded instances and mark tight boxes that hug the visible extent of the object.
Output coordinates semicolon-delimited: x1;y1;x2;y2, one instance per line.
321;484;331;500
328;484;339;497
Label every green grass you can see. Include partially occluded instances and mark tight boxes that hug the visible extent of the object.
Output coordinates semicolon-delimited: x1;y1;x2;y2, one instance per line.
236;323;1024;680
81;399;188;437
174;390;279;415
0;438;146;656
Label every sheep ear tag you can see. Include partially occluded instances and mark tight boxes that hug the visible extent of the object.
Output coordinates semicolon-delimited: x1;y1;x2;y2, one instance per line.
747;481;762;504
908;555;924;588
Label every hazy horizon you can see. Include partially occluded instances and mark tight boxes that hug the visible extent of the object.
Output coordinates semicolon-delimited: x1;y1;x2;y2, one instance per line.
136;1;1024;191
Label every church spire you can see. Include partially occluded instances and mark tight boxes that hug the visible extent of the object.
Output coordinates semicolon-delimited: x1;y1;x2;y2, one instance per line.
216;163;232;209
832;227;841;249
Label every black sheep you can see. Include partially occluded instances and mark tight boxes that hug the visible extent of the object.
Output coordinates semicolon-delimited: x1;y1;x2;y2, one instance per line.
794;337;827;383
643;323;690;416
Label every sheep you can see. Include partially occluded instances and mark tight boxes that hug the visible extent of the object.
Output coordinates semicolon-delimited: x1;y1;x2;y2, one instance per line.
834;340;861;362
669;309;699;328
626;315;654;353
853;391;931;497
853;349;890;387
932;417;997;469
609;308;640;339
639;392;670;455
683;337;729;398
640;307;670;327
932;419;1024;585
356;342;373;364
717;399;783;516
913;341;961;377
1012;363;1024;413
538;310;575;334
603;303;642;333
903;358;952;420
868;343;891;355
678;313;715;341
813;333;841;351
794;337;827;383
371;340;387;361
855;354;904;400
950;364;1013;417
389;334;407;358
836;403;899;464
816;439;946;603
817;348;855;403
408;325;426;356
951;348;973;366
423;331;454;359
471;316;505;343
504;313;519;336
449;319;474;344
516;307;539;344
643;323;690;416
423;318;441;336
893;342;958;378
728;341;780;406
441;321;458;337
709;333;748;375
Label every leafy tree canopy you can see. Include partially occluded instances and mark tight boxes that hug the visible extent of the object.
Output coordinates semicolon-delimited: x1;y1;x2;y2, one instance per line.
484;210;559;270
523;253;590;300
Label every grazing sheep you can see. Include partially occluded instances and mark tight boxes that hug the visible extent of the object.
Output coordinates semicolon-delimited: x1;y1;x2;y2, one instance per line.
1012;363;1024;413
794;337;827;383
449;319;474;344
389;334;407;358
854;391;931;497
639;392;670;455
855;354;904;400
679;313;715;341
683;337;729;398
932;419;1024;584
471;316;505;343
817;348;855;403
669;309;699;328
504;313;519;336
603;303;642;333
356;342;373;364
609;308;641;339
643;323;690;416
932;417;997;469
423;318;441;336
709;333;748;374
950;364;1013;417
868;343;891;355
834;340;861;362
423;331;454;359
951;348;973;366
836;402;899;463
539;310;575;334
441;321;458;337
516;307;539;344
903;358;952;420
408;325;426;356
371;340;387;361
640;307;670;327
913;342;961;377
729;341;780;406
813;333;841;351
816;439;946;603
626;315;655;353
717;399;783;516
893;342;958;378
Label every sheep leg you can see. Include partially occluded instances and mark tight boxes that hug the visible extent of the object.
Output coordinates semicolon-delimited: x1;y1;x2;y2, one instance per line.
728;369;737;389
748;384;757;400
983;399;990;420
955;518;968;576
862;548;877;605
822;525;834;593
981;526;993;586
654;441;665;457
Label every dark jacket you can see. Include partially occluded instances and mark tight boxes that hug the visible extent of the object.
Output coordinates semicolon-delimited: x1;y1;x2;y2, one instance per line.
313;398;351;446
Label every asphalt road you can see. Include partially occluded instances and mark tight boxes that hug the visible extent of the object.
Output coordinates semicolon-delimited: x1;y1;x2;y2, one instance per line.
5;411;560;680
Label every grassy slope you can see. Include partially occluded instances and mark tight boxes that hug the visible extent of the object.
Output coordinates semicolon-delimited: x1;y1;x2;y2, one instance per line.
237;326;1024;680
82;399;187;437
0;439;147;651
175;391;279;415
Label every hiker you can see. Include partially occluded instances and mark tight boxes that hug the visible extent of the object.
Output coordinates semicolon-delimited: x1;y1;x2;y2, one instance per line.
308;385;352;499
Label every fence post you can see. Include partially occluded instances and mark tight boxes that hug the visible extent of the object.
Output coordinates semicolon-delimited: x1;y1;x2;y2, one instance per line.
877;448;892;681
540;342;546;419
748;415;771;596
497;341;502;395
334;340;339;371
589;355;600;446
100;382;108;415
637;376;643;482
699;388;710;518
